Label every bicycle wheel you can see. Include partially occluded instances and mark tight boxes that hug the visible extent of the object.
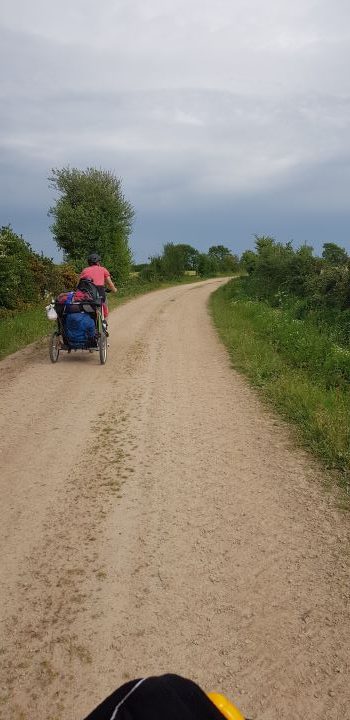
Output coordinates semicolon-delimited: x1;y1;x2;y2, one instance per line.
99;329;107;364
49;331;60;363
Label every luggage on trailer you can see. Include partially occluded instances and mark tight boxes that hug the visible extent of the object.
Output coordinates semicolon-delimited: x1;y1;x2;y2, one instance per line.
64;312;96;347
53;287;99;348
54;290;97;317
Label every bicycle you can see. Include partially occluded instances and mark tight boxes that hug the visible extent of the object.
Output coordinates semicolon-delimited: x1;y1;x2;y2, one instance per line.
49;292;108;365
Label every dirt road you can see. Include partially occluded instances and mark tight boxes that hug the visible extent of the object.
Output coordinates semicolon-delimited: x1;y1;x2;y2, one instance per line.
1;279;349;720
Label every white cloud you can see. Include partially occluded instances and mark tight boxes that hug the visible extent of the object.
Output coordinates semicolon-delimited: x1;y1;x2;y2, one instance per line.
1;0;350;256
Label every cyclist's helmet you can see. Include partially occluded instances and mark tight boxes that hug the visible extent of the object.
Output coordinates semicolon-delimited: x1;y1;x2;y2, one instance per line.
88;252;101;265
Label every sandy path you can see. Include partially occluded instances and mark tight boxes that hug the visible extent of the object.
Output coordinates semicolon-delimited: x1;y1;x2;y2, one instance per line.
0;279;349;720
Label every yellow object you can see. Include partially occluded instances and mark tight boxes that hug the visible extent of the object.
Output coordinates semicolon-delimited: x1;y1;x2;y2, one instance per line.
207;692;245;720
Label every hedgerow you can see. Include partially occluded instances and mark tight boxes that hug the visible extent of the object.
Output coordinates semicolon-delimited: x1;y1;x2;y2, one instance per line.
0;225;77;311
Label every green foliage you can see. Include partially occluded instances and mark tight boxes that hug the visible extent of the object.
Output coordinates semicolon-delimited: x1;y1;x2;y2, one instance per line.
208;245;239;273
156;242;202;279
248;236;300;300
132;263;148;273
0;226;37;308
197;252;219;277
240;249;257;274
0;225;76;310
211;280;350;485
0;306;52;359
55;264;79;292
241;234;349;310
307;265;350;310
48;166;134;280
139;242;238;281
175;244;201;271
108;234;133;285
217;233;350;480
139;255;163;282
140;243;201;281
322;242;348;266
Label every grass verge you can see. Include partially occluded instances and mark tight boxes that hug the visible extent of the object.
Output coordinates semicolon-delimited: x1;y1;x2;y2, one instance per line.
0;276;205;361
210;280;350;493
0;308;53;360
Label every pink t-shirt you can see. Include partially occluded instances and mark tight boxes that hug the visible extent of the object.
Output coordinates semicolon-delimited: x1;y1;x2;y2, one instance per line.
80;265;110;286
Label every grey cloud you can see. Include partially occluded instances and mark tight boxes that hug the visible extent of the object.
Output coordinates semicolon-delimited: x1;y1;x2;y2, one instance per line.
1;1;350;260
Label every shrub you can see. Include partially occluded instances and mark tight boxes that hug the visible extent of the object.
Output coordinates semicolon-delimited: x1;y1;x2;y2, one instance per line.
0;225;78;310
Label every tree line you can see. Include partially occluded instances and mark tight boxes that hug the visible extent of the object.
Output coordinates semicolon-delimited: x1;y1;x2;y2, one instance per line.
1;165;349;320
0;166;239;311
240;235;350;310
238;235;350;345
138;243;239;282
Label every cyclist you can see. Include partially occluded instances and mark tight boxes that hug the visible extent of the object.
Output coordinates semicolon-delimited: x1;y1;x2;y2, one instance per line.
79;252;117;322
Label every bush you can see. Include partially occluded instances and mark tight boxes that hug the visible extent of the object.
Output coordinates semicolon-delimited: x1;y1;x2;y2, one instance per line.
0;225;78;310
307;265;350;310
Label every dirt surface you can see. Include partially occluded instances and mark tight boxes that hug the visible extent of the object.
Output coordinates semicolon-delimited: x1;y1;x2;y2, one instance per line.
1;279;350;720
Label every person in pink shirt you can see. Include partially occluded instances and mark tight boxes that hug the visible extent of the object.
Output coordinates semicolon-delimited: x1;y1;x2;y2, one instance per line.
79;252;117;318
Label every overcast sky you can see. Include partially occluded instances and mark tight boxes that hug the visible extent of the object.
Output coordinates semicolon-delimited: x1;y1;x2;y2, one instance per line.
1;0;350;262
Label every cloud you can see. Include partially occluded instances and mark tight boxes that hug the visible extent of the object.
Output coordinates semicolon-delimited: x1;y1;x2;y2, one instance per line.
1;0;350;260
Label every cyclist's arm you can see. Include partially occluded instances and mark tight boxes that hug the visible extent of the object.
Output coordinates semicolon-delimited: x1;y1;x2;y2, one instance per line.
106;276;117;293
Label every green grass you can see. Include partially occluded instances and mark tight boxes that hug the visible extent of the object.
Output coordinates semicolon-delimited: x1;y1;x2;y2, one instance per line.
210;280;350;492
0;307;53;360
0;276;205;361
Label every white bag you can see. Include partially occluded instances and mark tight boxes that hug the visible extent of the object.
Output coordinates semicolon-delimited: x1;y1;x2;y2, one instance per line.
45;303;57;321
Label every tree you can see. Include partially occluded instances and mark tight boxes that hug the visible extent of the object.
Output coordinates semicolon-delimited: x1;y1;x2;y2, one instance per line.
140;254;164;282
174;244;200;272
208;245;238;273
197;252;218;277
48;167;135;283
240;250;257;274
322;242;348;266
161;243;186;279
254;234;276;253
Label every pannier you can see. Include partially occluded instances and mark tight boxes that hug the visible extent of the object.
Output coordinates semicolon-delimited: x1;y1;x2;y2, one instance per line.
64;312;96;347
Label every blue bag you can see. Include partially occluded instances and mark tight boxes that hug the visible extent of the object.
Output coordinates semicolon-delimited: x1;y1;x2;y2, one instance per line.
64;312;96;347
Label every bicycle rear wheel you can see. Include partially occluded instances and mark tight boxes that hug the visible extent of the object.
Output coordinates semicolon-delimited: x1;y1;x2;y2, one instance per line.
99;330;107;364
49;331;60;363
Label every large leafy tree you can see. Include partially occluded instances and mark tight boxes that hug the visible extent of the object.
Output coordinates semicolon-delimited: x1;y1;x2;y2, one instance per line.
175;244;200;271
322;242;348;266
208;244;239;273
161;243;187;279
48;167;135;283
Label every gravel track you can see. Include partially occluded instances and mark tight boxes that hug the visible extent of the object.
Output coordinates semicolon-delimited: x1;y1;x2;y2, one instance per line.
0;279;349;720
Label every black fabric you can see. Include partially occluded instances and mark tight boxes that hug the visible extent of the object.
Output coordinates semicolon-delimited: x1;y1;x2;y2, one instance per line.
83;674;226;720
77;278;101;301
96;285;106;302
55;301;99;317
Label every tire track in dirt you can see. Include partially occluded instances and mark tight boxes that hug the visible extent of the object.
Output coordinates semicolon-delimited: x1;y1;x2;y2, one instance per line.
0;279;349;720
